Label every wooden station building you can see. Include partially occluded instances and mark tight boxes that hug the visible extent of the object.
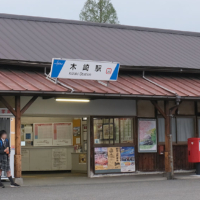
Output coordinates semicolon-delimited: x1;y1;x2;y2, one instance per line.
0;13;200;180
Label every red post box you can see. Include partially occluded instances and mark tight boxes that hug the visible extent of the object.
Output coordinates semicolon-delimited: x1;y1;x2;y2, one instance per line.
188;138;200;163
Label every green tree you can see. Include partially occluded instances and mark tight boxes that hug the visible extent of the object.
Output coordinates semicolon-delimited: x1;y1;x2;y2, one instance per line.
79;0;119;24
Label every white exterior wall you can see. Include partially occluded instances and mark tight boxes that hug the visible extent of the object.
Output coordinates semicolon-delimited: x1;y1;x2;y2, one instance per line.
21;97;136;116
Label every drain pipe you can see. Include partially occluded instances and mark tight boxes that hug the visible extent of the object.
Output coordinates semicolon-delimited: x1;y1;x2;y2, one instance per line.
142;71;181;179
142;71;180;97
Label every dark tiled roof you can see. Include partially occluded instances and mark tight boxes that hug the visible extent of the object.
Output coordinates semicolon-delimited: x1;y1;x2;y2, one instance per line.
0;14;200;69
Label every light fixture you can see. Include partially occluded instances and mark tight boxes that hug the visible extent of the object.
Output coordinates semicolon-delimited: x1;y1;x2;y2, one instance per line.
56;98;90;102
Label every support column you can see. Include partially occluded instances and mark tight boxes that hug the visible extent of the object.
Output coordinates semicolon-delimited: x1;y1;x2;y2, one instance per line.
14;96;21;178
164;101;172;179
0;95;38;183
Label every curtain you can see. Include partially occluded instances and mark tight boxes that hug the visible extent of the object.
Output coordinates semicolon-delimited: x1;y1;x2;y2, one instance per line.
177;117;194;142
198;118;200;137
158;117;176;142
158;118;165;142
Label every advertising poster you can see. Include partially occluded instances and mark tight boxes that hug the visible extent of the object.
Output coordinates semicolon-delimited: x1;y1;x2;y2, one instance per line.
95;148;108;171
120;147;135;172
107;147;121;170
73;127;80;136
79;154;87;164
138;119;157;153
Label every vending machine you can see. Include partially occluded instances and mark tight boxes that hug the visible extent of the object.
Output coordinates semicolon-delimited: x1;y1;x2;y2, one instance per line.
0;116;15;180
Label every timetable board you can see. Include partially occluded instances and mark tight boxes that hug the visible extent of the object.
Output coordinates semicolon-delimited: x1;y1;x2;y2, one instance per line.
33;123;73;146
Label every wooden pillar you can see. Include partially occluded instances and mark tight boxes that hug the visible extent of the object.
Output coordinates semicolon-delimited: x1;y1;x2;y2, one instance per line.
164;101;172;179
0;95;38;178
14;96;21;178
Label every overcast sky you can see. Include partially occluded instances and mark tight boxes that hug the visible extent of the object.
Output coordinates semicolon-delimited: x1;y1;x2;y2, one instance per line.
1;0;200;32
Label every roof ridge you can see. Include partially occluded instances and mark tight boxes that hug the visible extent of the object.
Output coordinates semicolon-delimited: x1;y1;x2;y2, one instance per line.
1;13;200;37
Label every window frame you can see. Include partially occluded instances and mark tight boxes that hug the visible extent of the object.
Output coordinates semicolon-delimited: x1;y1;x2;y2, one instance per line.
157;115;196;145
92;116;135;147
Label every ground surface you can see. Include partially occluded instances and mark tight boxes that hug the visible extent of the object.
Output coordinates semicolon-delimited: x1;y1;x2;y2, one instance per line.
1;172;200;200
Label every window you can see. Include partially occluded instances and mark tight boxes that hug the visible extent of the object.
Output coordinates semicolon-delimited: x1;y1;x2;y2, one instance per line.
177;117;195;142
157;117;176;143
158;117;195;143
93;117;133;145
158;118;165;142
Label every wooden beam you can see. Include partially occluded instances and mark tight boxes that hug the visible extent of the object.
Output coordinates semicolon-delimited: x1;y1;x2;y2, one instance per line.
0;96;16;116
14;96;21;178
20;96;38;115
151;100;166;119
170;105;178;115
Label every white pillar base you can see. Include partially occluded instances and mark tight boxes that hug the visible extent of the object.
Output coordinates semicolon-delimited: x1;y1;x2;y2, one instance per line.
14;178;23;185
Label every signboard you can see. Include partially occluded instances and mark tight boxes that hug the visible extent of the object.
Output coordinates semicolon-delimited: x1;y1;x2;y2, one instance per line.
0;108;13;115
95;147;135;174
138;119;157;153
50;58;120;81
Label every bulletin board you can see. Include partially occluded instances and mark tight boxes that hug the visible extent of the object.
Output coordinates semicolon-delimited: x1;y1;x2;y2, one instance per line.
73;119;81;145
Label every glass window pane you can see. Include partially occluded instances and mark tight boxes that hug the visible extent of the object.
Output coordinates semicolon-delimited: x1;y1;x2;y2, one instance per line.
114;118;119;143
198;118;200;137
94;118;115;144
171;118;176;142
177;117;195;142
120;118;133;143
94;118;103;144
158;118;165;142
157;117;176;143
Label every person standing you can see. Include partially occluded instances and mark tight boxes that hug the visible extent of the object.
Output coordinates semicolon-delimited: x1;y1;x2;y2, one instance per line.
0;130;20;188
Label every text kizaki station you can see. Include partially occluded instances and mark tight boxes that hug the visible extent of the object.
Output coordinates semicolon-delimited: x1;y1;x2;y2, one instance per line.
0;14;200;182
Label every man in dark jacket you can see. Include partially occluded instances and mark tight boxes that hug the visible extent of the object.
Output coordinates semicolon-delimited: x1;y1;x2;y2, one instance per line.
0;130;20;188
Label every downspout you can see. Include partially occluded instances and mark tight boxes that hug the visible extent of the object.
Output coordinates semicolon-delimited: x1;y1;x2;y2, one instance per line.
142;71;181;179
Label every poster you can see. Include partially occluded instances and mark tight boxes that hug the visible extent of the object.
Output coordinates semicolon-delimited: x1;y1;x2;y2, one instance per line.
73;127;80;136
95;147;135;173
53;123;72;146
95;148;108;171
52;148;67;170
79;154;87;164
107;147;121;170
138;119;157;153
120;147;135;172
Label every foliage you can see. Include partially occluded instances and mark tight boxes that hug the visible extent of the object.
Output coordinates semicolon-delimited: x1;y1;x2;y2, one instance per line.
79;0;119;24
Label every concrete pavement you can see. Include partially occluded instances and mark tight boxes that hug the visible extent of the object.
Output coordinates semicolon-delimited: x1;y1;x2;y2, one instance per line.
1;172;200;200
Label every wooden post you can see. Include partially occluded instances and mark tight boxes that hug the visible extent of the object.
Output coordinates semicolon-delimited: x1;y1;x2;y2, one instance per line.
0;95;38;179
14;96;21;178
164;101;172;179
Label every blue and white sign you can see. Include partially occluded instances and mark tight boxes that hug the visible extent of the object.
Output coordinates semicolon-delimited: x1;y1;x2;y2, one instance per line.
50;58;120;81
